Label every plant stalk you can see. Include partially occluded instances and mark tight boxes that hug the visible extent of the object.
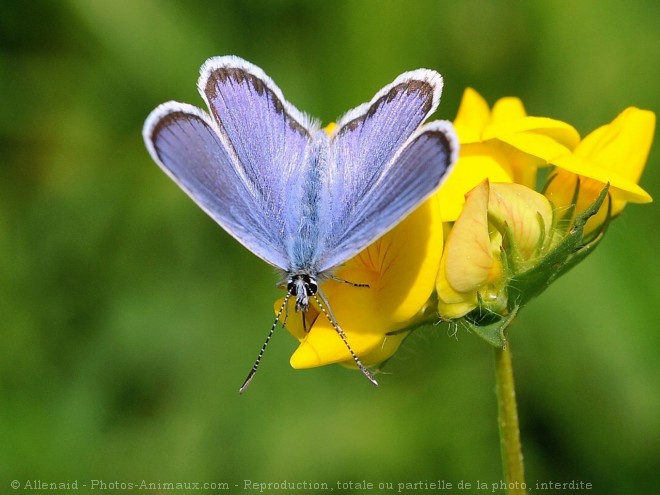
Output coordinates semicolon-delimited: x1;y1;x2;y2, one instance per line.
494;345;527;494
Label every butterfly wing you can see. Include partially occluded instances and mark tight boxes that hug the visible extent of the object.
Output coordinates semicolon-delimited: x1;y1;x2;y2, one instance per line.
318;71;458;272
143;56;316;270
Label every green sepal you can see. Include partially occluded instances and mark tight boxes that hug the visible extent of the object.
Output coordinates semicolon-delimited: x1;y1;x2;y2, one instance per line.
464;304;520;348
506;183;610;309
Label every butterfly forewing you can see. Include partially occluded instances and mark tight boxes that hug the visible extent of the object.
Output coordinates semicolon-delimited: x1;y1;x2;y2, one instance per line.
318;71;455;271
144;103;291;269
200;57;320;253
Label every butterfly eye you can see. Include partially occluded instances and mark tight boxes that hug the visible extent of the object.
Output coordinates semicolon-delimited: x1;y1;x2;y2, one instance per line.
286;278;296;295
305;276;318;296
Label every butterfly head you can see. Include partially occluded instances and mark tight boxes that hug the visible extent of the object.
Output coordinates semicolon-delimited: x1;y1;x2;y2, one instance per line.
287;273;318;312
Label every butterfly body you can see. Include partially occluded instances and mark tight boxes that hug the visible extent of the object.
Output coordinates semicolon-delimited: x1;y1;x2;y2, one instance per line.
143;56;458;390
285;130;330;277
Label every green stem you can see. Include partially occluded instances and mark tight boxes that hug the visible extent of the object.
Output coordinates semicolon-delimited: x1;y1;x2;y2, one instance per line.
494;345;527;494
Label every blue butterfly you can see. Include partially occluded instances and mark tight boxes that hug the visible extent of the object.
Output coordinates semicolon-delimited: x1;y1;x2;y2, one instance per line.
143;56;458;391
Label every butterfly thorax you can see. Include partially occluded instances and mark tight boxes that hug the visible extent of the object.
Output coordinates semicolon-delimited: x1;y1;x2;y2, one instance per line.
287;273;318;312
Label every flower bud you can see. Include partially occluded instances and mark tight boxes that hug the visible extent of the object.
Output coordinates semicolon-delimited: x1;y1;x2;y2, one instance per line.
437;180;555;320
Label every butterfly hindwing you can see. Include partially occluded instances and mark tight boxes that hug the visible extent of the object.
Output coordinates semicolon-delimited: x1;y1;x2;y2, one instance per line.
320;121;457;271
144;103;293;269
200;56;319;242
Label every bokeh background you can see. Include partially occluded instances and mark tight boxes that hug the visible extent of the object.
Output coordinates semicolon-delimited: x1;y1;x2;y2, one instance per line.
1;0;658;493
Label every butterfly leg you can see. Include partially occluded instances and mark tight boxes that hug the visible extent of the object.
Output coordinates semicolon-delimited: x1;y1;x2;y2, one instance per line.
313;289;378;388
328;275;370;288
301;310;308;333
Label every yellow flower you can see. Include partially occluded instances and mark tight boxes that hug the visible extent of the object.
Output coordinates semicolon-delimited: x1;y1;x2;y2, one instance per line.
438;88;579;221
436;180;555;319
545;107;654;235
274;98;655;369
280;195;443;369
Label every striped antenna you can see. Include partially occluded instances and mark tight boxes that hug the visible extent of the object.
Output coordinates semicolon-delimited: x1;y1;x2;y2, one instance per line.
239;292;291;394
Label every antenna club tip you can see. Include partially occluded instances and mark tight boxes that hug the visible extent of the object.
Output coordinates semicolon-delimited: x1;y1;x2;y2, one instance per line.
239;372;256;394
361;369;379;388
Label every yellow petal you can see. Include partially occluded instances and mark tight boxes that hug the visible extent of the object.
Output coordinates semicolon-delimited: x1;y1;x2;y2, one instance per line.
453;88;491;143
341;331;410;369
496;132;573;165
491;96;527;123
325;196;442;324
323;122;338;136
486;122;578;163
482;116;579;190
574;107;654;197
543;169;611;236
438;180;515;319
287;271;389;368
486;117;580;150
437;300;477;320
290;321;387;368
442;180;493;293
503;147;541;189
371;195;443;322
552;154;652;204
437;181;503;319
436;143;514;222
436;248;479;319
274;296;317;341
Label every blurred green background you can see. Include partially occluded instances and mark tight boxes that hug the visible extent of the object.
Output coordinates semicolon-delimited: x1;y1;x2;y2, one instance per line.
1;0;658;493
